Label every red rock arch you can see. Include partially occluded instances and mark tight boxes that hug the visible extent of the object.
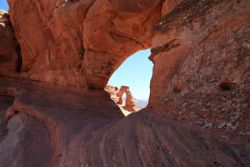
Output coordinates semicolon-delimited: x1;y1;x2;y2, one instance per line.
6;0;164;89
117;86;136;112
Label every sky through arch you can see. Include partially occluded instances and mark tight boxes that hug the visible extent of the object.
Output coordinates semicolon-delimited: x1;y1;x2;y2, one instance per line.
0;0;8;11
108;49;153;100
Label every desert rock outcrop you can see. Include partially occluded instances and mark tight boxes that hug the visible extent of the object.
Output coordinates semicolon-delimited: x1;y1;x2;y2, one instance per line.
0;0;249;167
117;86;136;112
149;0;250;132
6;0;163;88
0;77;249;167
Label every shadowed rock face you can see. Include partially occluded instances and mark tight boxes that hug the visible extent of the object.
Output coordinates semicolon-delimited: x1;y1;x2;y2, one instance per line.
0;10;21;76
0;0;250;167
0;95;14;139
0;78;249;167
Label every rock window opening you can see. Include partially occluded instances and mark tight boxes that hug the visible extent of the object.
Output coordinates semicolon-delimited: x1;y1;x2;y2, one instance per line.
105;49;153;116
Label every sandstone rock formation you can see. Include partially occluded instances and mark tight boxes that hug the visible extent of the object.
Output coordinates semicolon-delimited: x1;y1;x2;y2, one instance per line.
0;0;250;167
104;85;120;103
105;85;137;112
149;0;250;132
6;0;163;88
117;86;137;112
1;77;250;167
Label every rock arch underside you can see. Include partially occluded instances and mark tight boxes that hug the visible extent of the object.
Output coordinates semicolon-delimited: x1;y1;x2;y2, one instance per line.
0;0;250;166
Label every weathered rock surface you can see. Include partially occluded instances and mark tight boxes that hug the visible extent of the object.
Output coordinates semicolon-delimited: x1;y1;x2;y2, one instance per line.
150;0;250;132
0;113;53;167
0;0;249;166
161;0;182;16
6;0;163;88
0;94;14;139
104;85;120;104
0;78;249;167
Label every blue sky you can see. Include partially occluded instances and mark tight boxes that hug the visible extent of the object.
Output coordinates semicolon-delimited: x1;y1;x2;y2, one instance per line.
0;1;153;100
0;0;8;11
109;49;153;100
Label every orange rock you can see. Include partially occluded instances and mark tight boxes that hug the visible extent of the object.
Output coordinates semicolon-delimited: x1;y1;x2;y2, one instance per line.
6;0;163;88
105;85;137;112
0;0;250;166
117;86;137;112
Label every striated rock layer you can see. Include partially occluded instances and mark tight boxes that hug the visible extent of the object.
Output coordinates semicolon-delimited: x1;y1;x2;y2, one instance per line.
0;78;249;167
0;0;249;167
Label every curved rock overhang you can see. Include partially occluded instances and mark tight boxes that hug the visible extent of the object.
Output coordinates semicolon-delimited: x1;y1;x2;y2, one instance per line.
5;0;166;89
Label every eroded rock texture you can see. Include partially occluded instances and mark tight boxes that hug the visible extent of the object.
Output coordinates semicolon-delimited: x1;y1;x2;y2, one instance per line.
6;0;163;88
150;0;250;132
0;78;250;167
0;0;249;167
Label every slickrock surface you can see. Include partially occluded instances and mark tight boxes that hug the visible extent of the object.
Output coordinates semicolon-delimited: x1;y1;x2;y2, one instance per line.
0;0;249;166
0;78;249;167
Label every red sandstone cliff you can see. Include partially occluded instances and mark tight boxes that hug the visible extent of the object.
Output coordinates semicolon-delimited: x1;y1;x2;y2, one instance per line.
0;0;249;167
